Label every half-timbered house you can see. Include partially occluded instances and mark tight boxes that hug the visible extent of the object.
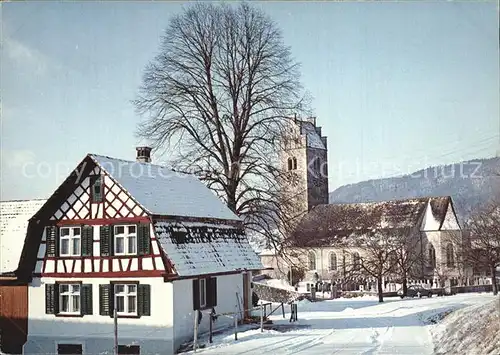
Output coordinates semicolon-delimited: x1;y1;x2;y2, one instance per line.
0;199;46;354
17;148;263;355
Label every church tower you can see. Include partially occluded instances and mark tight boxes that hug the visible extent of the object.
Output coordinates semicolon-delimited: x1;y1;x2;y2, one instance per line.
280;116;329;225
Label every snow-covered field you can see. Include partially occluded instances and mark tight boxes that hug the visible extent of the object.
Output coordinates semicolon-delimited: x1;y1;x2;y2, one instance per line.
189;293;497;355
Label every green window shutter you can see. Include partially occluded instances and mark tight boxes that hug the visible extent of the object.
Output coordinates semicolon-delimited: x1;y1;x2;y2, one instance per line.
45;283;57;314
138;284;151;316
210;277;217;307
192;279;200;311
100;225;113;256
46;226;58;257
206;278;217;308
81;284;93;315
81;225;94;256
99;284;113;316
137;224;151;255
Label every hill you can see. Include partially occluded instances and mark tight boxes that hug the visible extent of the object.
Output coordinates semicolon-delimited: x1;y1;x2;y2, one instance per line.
329;157;500;223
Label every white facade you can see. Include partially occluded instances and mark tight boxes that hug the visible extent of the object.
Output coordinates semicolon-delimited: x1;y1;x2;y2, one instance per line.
25;272;252;354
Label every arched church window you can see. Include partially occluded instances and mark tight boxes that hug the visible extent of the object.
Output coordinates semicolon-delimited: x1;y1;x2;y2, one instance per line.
352;252;360;271
308;251;316;270
287;158;293;171
293;157;297;170
328;252;337;271
428;244;436;268
446;243;455;267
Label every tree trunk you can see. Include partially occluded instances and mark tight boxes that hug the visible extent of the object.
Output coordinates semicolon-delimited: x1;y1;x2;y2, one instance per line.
377;276;384;303
402;272;408;297
491;265;498;296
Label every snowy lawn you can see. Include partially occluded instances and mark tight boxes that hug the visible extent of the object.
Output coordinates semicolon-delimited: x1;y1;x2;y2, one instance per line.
186;293;496;355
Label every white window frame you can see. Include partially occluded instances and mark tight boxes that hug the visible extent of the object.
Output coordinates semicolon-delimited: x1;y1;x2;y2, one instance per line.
114;284;138;316
58;283;81;315
199;278;207;308
59;226;81;257
113;225;137;255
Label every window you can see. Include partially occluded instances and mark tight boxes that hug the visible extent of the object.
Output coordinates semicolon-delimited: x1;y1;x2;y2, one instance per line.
90;175;103;202
352;252;360;271
199;278;207;308
115;284;137;316
287;158;293;171
114;225;137;255
192;277;217;311
428;244;436;268
328;252;337;271
308;251;316;270
118;345;140;355
57;344;82;354
60;227;81;256
446;243;455;267
292;157;298;170
59;284;81;314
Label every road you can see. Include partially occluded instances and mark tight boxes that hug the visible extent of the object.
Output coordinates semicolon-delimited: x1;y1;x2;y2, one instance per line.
192;293;494;355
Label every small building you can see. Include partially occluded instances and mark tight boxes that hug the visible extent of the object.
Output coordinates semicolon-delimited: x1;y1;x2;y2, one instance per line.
0;199;46;354
16;148;263;355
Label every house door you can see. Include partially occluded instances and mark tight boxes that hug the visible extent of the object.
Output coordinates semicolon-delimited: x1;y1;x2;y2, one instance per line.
243;272;250;318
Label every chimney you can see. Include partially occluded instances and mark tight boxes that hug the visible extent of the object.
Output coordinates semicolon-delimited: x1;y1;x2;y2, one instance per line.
136;146;152;163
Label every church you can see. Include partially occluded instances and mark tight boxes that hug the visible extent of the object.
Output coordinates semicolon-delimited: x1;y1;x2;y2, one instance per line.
261;116;470;291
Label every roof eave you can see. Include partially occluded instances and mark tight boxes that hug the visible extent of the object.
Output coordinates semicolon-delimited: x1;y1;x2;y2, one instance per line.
162;267;265;282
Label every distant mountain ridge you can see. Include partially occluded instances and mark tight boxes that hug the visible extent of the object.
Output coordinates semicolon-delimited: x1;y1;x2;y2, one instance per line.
329;157;500;224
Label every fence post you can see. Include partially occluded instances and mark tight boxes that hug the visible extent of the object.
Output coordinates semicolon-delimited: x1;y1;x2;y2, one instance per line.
193;311;199;352
234;305;238;341
260;303;264;332
281;302;285;318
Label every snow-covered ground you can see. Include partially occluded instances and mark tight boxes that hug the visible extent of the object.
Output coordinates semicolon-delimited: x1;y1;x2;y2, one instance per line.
189;293;497;355
431;297;500;354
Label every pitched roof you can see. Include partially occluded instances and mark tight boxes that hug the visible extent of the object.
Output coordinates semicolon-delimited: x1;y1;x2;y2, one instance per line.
89;154;239;221
300;121;326;150
154;220;263;277
291;196;453;247
0;199;46;273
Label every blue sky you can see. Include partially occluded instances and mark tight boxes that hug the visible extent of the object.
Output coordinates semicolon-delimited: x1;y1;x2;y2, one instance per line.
1;1;499;200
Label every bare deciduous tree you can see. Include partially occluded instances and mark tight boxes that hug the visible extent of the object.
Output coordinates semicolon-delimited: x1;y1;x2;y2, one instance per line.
134;2;307;246
463;199;500;295
342;231;398;303
391;227;425;297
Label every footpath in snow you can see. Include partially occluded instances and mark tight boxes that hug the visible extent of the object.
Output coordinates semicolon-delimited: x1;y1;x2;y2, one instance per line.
187;293;497;355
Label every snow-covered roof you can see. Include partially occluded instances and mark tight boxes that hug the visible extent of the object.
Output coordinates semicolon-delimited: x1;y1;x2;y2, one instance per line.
155;220;263;277
291;196;453;247
0;199;46;273
300;121;326;150
89;154;239;221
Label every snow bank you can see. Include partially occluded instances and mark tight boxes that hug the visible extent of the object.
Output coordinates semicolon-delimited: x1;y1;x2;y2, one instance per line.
257;278;295;291
431;297;500;355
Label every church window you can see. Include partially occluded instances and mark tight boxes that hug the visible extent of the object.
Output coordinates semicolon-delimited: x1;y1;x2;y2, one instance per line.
446;243;455;267
328;252;337;271
428;244;436;268
287;158;293;171
308;251;316;270
292;157;297;170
